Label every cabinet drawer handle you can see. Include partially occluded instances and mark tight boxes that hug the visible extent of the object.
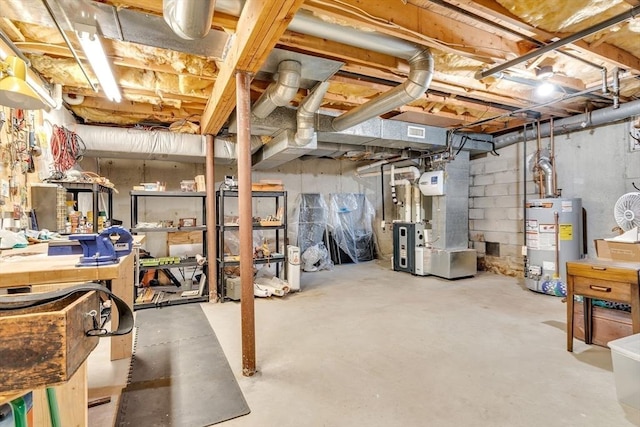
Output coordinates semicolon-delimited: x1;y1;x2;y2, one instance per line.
589;285;611;292
591;266;607;271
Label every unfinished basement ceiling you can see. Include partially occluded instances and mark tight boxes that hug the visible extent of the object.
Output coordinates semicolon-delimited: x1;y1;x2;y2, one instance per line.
0;0;639;137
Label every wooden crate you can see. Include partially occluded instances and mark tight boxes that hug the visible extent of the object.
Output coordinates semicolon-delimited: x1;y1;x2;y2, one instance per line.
0;291;100;394
573;301;632;347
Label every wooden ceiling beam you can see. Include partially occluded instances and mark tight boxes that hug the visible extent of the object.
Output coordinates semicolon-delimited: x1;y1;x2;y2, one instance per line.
65;86;206;108
443;0;640;74
201;0;305;134
301;0;520;63
0;18;25;42
77;97;202;119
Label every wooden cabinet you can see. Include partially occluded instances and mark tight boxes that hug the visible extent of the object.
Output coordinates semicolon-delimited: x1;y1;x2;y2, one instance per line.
566;259;640;351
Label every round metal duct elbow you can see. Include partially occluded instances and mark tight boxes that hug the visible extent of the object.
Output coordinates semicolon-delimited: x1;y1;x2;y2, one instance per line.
331;49;433;132
163;0;216;40
252;60;301;119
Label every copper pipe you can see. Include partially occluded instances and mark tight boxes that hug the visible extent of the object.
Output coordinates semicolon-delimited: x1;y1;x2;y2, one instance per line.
237;70;256;377
205;134;216;300
549;118;557;197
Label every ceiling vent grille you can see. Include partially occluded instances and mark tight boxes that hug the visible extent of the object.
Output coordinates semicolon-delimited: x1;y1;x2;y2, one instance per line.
407;126;426;139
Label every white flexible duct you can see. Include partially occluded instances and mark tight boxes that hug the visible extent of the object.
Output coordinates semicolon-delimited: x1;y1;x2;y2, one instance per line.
75;125;262;163
163;0;216;40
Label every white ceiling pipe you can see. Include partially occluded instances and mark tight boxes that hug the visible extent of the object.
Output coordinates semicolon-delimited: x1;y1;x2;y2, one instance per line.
163;0;216;40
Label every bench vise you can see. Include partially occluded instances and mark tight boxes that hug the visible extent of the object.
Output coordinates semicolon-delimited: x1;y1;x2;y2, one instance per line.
69;226;133;266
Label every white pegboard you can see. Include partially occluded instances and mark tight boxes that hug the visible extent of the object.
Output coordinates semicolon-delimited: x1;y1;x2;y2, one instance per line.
631;117;640;152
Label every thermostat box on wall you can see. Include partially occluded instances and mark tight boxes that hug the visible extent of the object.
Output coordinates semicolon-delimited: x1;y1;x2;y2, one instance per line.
418;170;445;196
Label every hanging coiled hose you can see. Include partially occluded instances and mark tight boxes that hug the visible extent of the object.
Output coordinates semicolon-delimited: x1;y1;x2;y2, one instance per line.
50;125;85;173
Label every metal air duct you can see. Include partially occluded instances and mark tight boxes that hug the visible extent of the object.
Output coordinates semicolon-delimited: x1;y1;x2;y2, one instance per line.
216;2;435;132
295;81;329;146
493;98;640;149
252;60;301;118
163;0;216;40
331;49;433;132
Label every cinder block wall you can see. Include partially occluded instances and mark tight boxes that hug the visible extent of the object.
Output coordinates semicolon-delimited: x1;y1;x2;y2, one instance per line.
469;142;533;276
469;119;640;277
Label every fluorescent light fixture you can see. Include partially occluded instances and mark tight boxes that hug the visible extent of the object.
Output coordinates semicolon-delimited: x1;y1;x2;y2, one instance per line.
75;25;121;103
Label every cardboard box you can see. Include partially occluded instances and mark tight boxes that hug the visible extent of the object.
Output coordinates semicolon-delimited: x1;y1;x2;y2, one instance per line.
595;239;640;262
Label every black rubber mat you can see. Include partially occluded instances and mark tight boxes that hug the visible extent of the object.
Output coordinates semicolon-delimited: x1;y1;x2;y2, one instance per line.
116;304;250;426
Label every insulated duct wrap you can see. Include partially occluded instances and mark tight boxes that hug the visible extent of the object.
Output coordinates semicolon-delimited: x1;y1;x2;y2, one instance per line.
75;125;262;163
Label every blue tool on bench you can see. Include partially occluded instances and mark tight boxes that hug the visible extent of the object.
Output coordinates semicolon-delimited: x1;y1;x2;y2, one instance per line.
69;226;133;266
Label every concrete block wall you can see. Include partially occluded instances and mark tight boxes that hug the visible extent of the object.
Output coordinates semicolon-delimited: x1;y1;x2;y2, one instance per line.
470;142;528;276
469;118;640;277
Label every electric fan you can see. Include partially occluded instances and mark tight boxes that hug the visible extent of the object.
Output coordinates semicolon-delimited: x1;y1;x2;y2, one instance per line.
614;192;640;231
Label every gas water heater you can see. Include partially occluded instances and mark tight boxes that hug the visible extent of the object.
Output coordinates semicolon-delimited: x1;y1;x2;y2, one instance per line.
525;198;583;296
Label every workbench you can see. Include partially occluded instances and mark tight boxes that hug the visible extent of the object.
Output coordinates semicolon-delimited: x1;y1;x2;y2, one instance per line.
0;243;135;426
0;243;134;361
566;258;640;352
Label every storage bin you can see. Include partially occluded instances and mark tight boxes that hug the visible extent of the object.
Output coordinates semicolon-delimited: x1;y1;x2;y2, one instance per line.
608;333;640;410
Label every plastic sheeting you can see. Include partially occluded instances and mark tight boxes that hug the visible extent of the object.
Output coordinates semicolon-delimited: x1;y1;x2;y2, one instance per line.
327;193;375;263
289;193;333;271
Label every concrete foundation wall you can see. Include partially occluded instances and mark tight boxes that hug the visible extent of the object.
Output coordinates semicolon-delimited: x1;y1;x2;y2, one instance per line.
469;118;640;276
80;157;392;258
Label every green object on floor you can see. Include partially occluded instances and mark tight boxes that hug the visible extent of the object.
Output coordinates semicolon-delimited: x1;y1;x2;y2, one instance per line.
46;388;61;427
9;397;26;427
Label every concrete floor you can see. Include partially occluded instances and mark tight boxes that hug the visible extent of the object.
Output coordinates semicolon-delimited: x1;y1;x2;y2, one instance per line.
88;261;640;426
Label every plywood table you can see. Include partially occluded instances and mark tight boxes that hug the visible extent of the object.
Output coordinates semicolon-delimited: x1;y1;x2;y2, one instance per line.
566;258;640;352
0;245;134;361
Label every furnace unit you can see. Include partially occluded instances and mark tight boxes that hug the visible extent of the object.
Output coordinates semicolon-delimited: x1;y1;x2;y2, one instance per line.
392;222;424;273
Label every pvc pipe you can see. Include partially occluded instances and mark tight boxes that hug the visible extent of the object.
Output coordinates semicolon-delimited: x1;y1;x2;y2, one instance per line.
404;182;412;222
414;185;421;223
